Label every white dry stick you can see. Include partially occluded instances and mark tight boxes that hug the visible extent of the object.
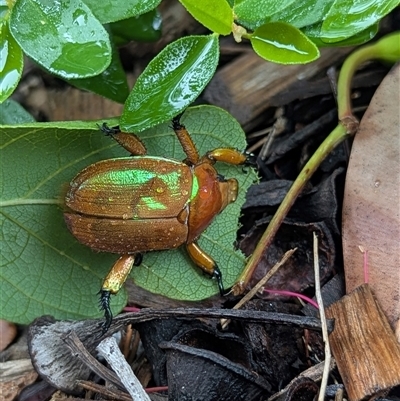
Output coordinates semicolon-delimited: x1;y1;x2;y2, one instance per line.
97;336;151;401
313;232;331;401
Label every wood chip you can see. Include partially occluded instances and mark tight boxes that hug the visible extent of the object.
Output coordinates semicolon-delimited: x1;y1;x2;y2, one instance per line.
326;284;400;401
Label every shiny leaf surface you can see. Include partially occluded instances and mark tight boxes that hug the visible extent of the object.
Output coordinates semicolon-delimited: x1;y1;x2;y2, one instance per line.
10;0;112;79
121;35;219;132
303;21;378;47
250;22;319;64
0;22;23;102
109;10;162;46
266;0;335;29
82;0;161;24
321;0;400;42
179;0;233;35
234;0;296;26
68;44;129;104
0;99;35;124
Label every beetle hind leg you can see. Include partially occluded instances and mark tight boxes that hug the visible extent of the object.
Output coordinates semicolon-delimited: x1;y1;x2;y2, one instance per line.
186;242;225;296
98;254;140;334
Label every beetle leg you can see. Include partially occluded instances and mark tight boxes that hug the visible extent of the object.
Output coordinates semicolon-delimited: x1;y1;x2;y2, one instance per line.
171;115;200;165
99;123;147;156
99;254;140;334
186;242;225;296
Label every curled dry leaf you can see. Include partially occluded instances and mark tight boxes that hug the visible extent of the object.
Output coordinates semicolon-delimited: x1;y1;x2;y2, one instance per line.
342;62;400;334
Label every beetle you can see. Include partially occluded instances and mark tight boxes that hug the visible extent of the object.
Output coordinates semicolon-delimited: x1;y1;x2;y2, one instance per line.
64;115;252;333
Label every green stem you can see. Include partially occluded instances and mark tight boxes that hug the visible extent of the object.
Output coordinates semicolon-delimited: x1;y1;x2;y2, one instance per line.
235;32;400;293
235;123;348;291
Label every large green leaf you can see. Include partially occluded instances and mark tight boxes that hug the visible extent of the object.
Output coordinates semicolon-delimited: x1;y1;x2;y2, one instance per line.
9;0;111;79
303;21;379;47
265;0;335;29
321;0;400;42
0;106;255;324
68;44;129;104
0;22;23;103
82;0;162;24
121;35;219;132
234;0;296;27
109;10;162;46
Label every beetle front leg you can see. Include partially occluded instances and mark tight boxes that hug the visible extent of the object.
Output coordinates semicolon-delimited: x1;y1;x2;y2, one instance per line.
186;242;225;296
171;115;200;165
99;123;147;156
99;253;142;334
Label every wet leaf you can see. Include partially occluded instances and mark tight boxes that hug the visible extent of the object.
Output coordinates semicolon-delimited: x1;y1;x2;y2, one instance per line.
82;0;162;24
109;10;162;46
303;21;378;47
234;0;296;27
0;99;35;124
321;0;399;42
0;106;255;324
68;44;129;104
0;22;23;103
265;0;335;29
9;0;111;79
250;22;319;64
121;35;219;132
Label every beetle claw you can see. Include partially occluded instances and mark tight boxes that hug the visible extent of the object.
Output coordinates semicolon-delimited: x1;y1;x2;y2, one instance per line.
99;289;113;335
133;253;143;266
212;266;226;296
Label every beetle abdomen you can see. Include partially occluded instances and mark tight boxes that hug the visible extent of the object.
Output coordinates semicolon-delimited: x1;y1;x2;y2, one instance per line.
64;213;188;253
65;157;193;220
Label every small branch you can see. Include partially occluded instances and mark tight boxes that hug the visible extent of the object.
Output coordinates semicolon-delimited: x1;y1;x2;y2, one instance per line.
62;331;123;390
313;233;331;401
222;248;296;328
234;123;347;292
77;380;132;401
97;336;151;401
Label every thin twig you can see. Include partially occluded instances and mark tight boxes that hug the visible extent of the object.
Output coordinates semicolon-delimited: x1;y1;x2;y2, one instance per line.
313;232;331;401
77;380;132;401
221;248;296;329
97;336;151;401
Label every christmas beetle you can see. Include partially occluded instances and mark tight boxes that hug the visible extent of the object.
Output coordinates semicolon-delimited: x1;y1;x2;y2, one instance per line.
64;116;252;333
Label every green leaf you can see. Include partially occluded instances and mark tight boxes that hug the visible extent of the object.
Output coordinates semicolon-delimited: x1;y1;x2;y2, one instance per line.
68;44;129;104
266;0;335;29
250;22;320;64
303;21;379;47
0;99;35;124
321;0;400;43
82;0;162;24
109;10;162;46
9;0;112;79
234;0;296;26
121;35;219;132
0;106;255;324
0;119;125;324
179;0;233;35
0;22;23;103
